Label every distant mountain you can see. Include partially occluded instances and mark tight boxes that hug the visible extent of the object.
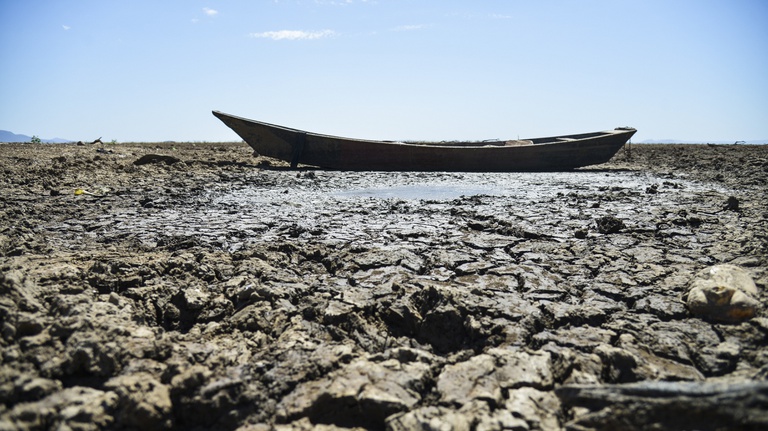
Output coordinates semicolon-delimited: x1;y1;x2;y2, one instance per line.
0;130;32;142
0;130;72;143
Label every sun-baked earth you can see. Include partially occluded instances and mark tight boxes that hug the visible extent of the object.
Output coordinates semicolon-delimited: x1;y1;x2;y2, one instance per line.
1;141;767;430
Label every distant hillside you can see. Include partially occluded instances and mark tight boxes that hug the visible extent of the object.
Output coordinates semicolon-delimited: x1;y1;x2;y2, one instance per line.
0;130;72;143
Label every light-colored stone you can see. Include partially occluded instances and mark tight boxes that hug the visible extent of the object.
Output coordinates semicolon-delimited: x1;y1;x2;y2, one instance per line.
686;264;759;323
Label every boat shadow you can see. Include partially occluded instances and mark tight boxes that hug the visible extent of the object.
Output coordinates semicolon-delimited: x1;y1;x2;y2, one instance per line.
575;167;636;174
251;165;638;174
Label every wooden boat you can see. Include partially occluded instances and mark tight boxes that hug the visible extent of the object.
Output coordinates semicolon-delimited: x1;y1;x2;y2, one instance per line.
213;111;636;171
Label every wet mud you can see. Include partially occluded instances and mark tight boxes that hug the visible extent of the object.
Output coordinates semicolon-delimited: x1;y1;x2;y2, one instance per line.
1;141;767;430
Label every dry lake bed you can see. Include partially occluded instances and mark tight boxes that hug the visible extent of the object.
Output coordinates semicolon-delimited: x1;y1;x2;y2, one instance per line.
1;141;767;430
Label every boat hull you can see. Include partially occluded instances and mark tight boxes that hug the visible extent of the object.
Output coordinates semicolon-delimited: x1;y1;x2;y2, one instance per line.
213;111;636;172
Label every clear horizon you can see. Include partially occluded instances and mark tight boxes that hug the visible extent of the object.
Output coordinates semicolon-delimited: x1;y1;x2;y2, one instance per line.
1;1;766;144
2;129;767;145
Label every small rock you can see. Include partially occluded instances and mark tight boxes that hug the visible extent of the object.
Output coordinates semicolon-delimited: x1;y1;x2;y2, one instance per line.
108;292;121;305
595;215;625;234
183;287;210;311
686;264;759;323
723;196;739;211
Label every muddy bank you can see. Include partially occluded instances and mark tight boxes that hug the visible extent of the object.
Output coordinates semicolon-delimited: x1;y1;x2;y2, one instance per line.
1;142;767;430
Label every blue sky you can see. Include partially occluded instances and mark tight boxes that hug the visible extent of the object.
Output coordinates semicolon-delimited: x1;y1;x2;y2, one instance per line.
1;0;766;143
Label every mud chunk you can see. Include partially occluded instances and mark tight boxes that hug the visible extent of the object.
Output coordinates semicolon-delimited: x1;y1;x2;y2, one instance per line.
104;373;172;431
504;387;562;431
686;264;759;323
610;334;705;382
633;294;687;320
532;326;616;351
272;417;369;430
65;335;121;377
1;386;118;431
723;196;739;211
134;154;181;165
170;364;213;394
437;354;503;406
417;304;468;353
183;286;210;311
0;372;62;404
0;270;42;312
387;406;473;431
277;357;429;429
695;341;741;376
39;263;82;283
595;215;625;234
14;313;45;337
436;349;553;407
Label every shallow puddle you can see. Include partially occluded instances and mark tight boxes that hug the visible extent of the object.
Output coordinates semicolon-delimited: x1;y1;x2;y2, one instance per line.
91;169;730;252
221;170;691;203
336;184;502;200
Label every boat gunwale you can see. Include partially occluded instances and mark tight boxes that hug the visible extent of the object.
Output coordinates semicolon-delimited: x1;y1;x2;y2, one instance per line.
212;111;635;149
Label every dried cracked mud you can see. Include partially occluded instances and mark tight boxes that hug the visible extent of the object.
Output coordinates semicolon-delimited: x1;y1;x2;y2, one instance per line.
1;141;767;430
